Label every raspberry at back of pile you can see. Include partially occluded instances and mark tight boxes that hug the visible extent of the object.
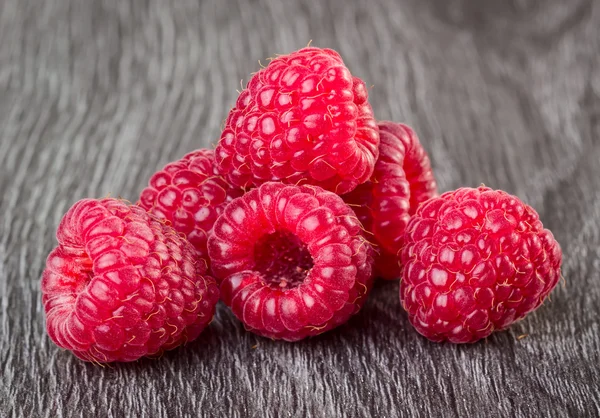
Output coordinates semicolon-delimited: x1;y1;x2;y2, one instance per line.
343;121;437;279
139;149;243;273
215;47;380;194
41;198;219;362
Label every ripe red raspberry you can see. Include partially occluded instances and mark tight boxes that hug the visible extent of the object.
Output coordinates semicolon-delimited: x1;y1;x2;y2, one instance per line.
138;149;243;272
215;47;380;194
343;121;437;280
208;182;374;341
400;186;562;343
41;198;219;363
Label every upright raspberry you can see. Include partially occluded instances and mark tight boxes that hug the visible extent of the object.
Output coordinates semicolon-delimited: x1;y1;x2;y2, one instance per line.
41;199;219;362
138;149;243;272
208;182;374;341
215;47;380;194
400;186;562;343
343;121;437;279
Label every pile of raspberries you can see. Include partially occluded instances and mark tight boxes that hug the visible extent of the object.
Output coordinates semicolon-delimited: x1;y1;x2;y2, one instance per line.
41;47;562;363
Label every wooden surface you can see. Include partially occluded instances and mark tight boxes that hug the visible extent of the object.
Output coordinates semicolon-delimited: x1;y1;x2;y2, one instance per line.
1;0;599;417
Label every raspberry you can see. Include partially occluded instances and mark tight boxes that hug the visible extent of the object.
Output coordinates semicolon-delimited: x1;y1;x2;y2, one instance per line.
138;149;243;272
215;47;380;194
208;182;374;341
343;121;437;280
400;186;562;343
41;198;219;362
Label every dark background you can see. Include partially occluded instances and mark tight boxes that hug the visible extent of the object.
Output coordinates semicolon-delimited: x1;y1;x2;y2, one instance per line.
1;0;599;417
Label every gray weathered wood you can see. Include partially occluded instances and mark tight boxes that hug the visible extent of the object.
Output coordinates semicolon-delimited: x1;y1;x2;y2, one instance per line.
1;0;599;416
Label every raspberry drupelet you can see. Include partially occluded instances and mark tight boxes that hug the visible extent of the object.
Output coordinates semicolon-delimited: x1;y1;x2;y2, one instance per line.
400;186;562;343
138;149;243;273
41;198;219;363
208;182;374;341
343;121;437;279
215;46;380;194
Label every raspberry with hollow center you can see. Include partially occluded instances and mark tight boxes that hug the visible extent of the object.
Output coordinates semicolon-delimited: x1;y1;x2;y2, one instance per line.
208;182;374;341
215;46;380;194
400;186;562;343
253;231;313;289
41;198;219;362
343;121;437;279
138;149;243;273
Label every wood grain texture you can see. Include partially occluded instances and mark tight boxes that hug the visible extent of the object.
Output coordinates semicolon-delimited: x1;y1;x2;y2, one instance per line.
1;0;599;416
